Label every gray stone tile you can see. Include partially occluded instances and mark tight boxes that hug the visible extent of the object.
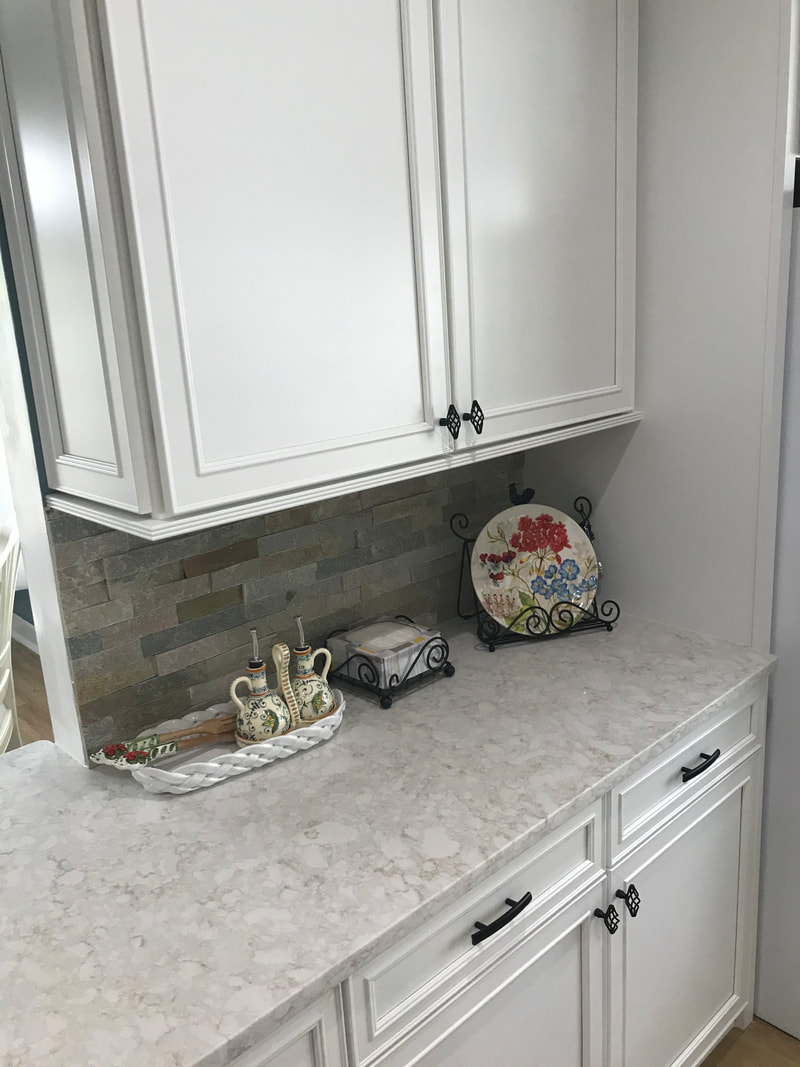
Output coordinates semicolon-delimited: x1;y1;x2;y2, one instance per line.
100;605;180;650
153;620;255;676
72;640;146;681
105;561;185;596
315;547;372;579
259;538;351;578
103;518;265;580
262;493;362;535
142;604;245;658
75;657;156;704
371;487;451;526
47;512;107;543
81;715;115;751
129;575;211;615
79;643;253;720
66;599;134;637
67;632;103;659
243;563;319;603
257;514;365;557
59;559;106;587
176;586;242;623
183;539;259;578
54;530;133;571
210;558;261;591
59;580;110;615
355;516;412;548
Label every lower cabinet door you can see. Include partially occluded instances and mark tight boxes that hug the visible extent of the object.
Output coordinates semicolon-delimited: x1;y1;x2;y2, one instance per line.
609;755;762;1067
227;992;347;1067
373;880;607;1067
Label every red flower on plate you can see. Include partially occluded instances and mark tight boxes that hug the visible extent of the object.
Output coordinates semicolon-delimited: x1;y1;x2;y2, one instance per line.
510;513;571;560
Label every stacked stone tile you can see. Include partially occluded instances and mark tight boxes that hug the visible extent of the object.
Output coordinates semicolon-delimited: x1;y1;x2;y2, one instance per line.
50;453;524;747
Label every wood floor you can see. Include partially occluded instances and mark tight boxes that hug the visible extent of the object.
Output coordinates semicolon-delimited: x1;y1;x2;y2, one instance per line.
10;640;53;746
701;1019;800;1066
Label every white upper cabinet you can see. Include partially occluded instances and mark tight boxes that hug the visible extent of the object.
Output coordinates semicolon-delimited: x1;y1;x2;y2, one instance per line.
0;0;150;512
0;0;637;536
98;0;452;515
437;0;637;448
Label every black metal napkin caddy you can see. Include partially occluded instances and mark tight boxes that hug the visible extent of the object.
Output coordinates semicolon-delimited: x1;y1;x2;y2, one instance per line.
453;485;620;651
326;615;454;709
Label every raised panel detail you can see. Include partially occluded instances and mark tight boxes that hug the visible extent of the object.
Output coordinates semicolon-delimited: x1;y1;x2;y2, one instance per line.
101;0;451;514
438;0;637;445
0;0;147;511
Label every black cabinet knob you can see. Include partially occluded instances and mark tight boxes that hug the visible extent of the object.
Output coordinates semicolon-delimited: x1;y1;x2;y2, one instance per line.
594;904;620;935
462;399;485;435
439;404;461;440
616;884;641;917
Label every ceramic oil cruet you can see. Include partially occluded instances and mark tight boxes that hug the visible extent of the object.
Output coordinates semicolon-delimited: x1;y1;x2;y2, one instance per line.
230;629;292;746
291;616;336;723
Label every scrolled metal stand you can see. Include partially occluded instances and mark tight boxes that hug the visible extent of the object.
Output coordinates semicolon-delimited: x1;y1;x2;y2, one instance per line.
326;615;454;708
454;488;620;652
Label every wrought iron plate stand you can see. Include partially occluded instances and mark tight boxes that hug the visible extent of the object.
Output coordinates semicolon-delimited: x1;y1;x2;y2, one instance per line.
454;487;620;651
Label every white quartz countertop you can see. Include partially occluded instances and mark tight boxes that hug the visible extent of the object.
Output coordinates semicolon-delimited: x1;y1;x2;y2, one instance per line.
0;617;774;1067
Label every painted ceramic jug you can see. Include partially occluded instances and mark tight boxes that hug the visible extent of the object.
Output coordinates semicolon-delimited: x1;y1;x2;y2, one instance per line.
291;616;336;723
231;629;292;746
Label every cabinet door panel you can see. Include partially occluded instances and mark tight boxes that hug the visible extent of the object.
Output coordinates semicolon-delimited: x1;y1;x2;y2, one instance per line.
438;0;636;446
101;0;451;514
418;923;584;1067
611;757;762;1067
0;0;149;511
372;880;607;1067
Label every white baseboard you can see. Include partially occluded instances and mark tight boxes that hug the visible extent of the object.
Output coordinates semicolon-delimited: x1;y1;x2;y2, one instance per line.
11;615;38;654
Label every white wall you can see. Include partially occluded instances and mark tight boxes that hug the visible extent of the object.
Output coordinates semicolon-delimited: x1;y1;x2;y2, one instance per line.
755;209;800;1039
525;0;794;651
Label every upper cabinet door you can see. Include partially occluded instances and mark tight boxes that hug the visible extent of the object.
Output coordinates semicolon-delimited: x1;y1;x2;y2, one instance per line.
0;0;150;513
437;0;637;448
99;0;451;516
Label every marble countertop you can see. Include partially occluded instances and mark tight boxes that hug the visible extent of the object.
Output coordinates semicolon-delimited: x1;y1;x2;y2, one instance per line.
0;617;774;1067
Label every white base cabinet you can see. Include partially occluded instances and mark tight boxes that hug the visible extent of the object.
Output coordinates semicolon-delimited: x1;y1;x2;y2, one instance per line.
608;755;763;1067
221;690;764;1067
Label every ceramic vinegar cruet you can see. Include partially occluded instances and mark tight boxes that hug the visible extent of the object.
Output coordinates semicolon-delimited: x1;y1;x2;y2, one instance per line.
230;628;292;746
291;616;336;723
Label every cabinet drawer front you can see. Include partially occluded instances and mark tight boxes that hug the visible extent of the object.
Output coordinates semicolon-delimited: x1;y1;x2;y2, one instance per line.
348;801;602;1063
610;693;764;861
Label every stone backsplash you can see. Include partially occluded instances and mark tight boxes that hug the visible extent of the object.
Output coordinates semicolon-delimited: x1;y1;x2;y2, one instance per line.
50;453;524;748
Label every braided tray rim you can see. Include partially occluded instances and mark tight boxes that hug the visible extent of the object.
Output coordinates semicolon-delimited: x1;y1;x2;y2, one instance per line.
129;690;345;795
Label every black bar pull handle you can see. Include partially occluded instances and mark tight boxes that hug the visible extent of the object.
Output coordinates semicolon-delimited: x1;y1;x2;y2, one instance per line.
594;904;621;935
681;748;721;783
615;884;641;917
472;892;533;945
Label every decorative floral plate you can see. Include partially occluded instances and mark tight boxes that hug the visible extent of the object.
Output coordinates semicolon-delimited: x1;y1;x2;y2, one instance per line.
471;505;599;634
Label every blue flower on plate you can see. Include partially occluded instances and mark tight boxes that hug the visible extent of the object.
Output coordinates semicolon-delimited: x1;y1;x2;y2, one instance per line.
567;583;582;601
551;580;571;601
530;576;549;595
559;559;580;581
544;564;558;579
579;575;598;592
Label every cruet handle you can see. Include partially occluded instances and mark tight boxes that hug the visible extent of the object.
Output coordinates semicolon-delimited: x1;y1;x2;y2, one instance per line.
229;675;253;713
312;647;332;682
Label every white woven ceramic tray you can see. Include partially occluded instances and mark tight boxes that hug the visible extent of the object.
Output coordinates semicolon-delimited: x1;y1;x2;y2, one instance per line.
124;689;345;795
